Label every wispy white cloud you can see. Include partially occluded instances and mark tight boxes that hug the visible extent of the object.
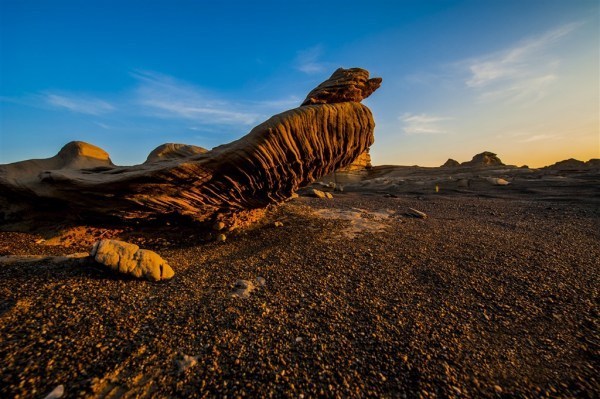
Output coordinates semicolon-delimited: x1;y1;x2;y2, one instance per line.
133;70;262;125
463;22;582;106
43;93;114;115
518;133;558;143
400;113;453;135
295;45;327;74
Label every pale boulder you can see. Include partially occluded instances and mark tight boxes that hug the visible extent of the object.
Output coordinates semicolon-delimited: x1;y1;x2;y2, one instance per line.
90;239;174;281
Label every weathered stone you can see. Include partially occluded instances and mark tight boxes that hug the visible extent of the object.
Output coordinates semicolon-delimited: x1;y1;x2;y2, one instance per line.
90;239;174;281
0;68;380;226
302;68;382;105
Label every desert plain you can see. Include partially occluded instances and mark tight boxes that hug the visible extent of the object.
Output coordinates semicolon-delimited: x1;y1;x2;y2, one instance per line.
1;158;599;398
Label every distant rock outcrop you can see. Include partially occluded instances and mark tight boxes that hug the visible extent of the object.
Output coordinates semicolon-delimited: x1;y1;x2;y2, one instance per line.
145;143;208;163
461;151;505;167
0;142;114;188
441;158;460;168
544;158;593;170
0;68;381;225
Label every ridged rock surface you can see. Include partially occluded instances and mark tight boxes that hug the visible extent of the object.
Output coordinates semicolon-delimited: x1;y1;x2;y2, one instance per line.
0;68;380;224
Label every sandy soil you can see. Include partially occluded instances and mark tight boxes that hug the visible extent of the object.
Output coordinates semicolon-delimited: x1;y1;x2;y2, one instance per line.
0;172;599;398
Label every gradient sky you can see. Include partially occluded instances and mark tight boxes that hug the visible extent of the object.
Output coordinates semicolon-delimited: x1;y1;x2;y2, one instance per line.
1;0;598;167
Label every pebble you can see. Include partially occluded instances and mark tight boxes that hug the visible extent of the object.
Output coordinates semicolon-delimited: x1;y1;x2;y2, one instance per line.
44;385;64;399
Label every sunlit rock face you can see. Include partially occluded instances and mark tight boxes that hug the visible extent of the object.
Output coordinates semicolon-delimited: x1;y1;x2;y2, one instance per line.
144;143;208;163
0;68;381;225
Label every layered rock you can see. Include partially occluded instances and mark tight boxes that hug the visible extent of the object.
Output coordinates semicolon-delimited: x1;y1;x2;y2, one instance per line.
0;68;381;224
302;68;382;105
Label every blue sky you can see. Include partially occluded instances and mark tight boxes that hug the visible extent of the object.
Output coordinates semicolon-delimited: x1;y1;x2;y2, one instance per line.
1;0;598;166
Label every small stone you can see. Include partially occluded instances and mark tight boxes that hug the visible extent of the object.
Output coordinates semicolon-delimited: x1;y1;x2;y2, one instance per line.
255;276;266;286
325;192;334;199
486;177;510;186
216;234;226;242
295;337;303;343
231;279;256;298
312;189;326;199
406;208;427;219
176;354;198;372
44;385;64;399
273;221;284;227
212;221;225;231
494;385;503;393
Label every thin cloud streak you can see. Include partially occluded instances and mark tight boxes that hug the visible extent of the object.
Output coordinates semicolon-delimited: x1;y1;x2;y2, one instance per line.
463;21;582;106
466;22;581;88
295;45;327;74
44;93;114;115
400;113;453;135
133;71;261;125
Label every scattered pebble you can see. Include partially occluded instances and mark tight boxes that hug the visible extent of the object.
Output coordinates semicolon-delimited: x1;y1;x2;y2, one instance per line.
311;189;327;199
44;385;64;399
216;234;227;242
175;354;198;373
406;208;427;219
212;222;225;231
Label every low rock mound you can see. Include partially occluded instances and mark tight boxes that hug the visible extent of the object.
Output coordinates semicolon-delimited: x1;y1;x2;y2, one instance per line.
441;158;460;168
0;141;114;186
91;239;174;281
544;158;592;170
145;143;208;163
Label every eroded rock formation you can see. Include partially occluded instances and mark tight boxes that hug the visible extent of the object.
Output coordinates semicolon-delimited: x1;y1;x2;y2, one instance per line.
461;151;505;167
0;68;381;225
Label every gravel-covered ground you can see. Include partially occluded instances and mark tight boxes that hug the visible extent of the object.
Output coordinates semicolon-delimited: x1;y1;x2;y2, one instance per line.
0;182;599;398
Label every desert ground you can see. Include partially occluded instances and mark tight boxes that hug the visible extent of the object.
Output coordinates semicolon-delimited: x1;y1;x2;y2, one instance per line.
1;165;598;398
